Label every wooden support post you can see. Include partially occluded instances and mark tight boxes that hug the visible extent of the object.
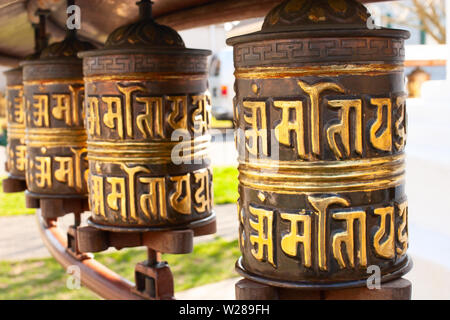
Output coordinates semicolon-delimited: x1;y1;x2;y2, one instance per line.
235;278;412;300
2;177;27;193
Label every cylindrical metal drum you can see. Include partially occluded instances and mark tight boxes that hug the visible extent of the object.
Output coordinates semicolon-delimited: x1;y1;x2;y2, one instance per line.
227;0;411;289
3;15;48;189
21;30;95;199
4;67;27;181
80;0;214;232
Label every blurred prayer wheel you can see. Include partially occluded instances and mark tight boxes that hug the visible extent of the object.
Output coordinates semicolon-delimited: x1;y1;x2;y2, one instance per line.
227;0;411;289
21;12;95;199
0;93;6;132
79;0;214;231
3;12;49;191
4;67;26;181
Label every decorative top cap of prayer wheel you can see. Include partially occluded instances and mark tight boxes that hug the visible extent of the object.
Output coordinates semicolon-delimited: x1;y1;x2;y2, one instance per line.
104;0;185;49
40;33;95;59
262;0;371;32
227;0;409;47
39;1;95;59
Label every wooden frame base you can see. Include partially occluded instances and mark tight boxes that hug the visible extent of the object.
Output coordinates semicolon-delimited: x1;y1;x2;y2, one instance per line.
25;192;89;219
235;278;412;300
2;177;26;193
76;218;216;300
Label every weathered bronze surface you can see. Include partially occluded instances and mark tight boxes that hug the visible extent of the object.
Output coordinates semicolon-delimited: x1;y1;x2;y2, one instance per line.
227;0;411;289
79;0;213;231
4;67;26;181
3;13;49;186
21;24;95;198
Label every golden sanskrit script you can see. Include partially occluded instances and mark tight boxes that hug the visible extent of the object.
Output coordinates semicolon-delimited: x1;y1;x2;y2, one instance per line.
242;81;407;159
86;84;211;139
90;166;212;222
26;147;88;191
6;88;25;125
6;144;26;172
246;195;408;269
25;85;84;128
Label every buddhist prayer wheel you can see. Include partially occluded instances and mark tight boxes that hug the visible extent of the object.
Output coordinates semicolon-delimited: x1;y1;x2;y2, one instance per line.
4;67;26;183
79;0;214;232
227;0;411;288
3;14;48;190
21;7;95;199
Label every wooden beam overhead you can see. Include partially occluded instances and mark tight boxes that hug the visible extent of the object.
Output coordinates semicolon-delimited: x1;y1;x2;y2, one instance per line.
0;0;402;65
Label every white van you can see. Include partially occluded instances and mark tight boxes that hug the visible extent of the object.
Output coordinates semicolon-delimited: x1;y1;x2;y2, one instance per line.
208;47;235;120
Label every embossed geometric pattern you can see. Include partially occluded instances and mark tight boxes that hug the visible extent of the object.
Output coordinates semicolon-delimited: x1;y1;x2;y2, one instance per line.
234;38;405;67
83;54;208;76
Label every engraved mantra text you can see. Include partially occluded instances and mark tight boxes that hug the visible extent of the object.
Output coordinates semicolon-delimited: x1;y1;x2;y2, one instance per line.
86;84;211;139
242;80;407;159
242;196;408;270
90;166;212;222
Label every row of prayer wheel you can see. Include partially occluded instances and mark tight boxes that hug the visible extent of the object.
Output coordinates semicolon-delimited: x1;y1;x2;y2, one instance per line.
3;0;411;289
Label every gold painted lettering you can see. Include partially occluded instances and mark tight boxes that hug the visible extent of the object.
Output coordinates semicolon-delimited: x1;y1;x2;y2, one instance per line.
35;156;52;188
194;169;212;213
13;90;25;124
308;195;350;271
91;175;105;217
15;145;26;171
370;98;392;152
192;94;212;134
298;81;345;157
139;177;167;220
243;101;268;156
397;201;408;256
32;95;49;127
274;101;306;158
121;164;150;221
102;96;123;138
52;94;72;125
327;99;363;159
71;147;87;191
117;84;145;138
106;177;127;220
395;96;407;151
69;85;83;126
136;97;164;139
169;174;192;215
54;157;74;187
280;211;312;268
167;96;188;130
87;97;101;136
249;205;275;266
373;206;395;259
332;210;367;269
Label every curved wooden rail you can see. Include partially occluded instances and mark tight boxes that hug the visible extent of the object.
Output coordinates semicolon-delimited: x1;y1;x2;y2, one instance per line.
36;210;143;300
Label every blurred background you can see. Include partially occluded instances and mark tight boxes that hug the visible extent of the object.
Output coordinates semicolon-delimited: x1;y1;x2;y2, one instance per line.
0;0;449;300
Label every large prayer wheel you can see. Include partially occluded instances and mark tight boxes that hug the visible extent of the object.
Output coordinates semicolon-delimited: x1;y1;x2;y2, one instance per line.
227;0;411;289
4;67;27;182
21;25;95;199
79;0;214;232
3;16;48;188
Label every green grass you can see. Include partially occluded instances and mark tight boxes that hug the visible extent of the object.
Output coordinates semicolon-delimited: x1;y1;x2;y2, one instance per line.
211;117;233;129
0;178;35;217
0;238;240;300
213;166;239;205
